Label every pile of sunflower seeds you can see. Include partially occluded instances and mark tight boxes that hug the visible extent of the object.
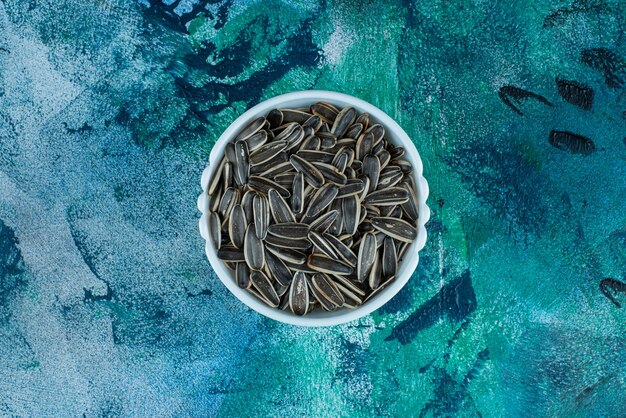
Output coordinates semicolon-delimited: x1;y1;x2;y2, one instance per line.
206;102;419;316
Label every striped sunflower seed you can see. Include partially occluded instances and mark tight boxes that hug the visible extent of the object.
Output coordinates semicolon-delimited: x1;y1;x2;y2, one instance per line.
244;225;265;270
208;212;221;250
309;210;339;234
236;262;251;289
290;154;325;188
250;270;279;307
307;254;353;275
289;271;310;316
228;204;247;248
363;187;409;206
235;117;265;142
268;189;296;224
268;222;310;239
382;236;397;278
371;217;418;243
311;273;345;308
253;193;269;240
357;232;377;283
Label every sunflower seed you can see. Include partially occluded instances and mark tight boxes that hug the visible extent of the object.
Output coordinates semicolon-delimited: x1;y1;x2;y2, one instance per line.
253;193;269;239
359;176;371;201
217;245;245;262
377;169;404;189
376;149;391;169
307;254;353;275
273;122;299;141
307;231;337;258
244;225;265;270
318;132;338;149
311;273;345;307
344;123;363;139
250;140;288;165
208;186;222;212
257;161;294;179
327;200;343;235
236;262;251;289
389;206;402;218
362;154;380;192
284;260;317;273
229;205;247;248
371;217;418;242
356;132;374;161
331;107;357;138
301;184;339;223
355;112;370;130
332;274;366;297
218;187;239;218
266;245;307;264
357;232;377;283
250;270;279;307
303;115;322;132
400;181;419;222
389;146;405;159
336;179;365;198
365;124;385;145
208;212;221;250
290;154;324;188
283;124;305;150
342;195;360;235
332;152;349;173
310;102;339;123
265;234;312;250
249;152;289;175
265;250;294;287
268;189;296;224
248;175;291;198
267;222;310;239
368;253;382;290
233;141;250;186
299;135;321;150
273;172;297;188
289;271;310;316
398;241;409;259
208;158;226;195
312;162;348;185
363;275;396;303
235;117;265;142
223;161;233;189
382;236;397;278
280;109;313;124
248;287;272;306
364;187;409;206
266;109;283;128
308;277;336;311
291;172;304;214
309;210;339;233
334;281;363;305
393;159;413;174
296;150;335;164
318;234;355;267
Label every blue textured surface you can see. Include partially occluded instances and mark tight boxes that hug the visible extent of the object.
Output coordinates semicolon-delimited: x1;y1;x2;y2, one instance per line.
0;0;625;416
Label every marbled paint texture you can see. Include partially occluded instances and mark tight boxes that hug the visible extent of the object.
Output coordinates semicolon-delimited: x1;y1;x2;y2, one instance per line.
0;0;625;416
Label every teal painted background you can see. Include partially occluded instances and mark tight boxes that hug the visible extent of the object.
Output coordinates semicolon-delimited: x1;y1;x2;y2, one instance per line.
0;0;625;416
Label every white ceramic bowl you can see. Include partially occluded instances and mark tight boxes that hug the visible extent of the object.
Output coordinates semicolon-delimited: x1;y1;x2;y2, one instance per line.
197;90;430;326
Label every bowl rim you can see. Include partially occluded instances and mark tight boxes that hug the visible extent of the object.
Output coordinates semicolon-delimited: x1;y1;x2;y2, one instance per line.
197;90;430;326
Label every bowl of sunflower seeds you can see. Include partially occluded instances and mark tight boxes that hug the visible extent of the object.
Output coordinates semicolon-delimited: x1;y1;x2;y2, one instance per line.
198;90;430;326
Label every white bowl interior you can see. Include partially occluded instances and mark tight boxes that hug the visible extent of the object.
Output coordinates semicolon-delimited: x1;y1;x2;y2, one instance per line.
198;90;430;326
